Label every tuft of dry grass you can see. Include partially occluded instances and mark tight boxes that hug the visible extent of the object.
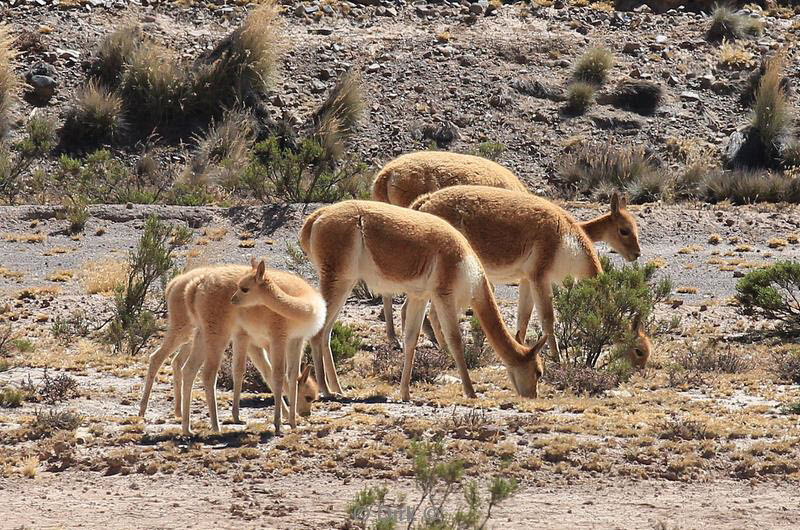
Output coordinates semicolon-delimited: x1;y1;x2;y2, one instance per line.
3;233;45;243
183;107;254;189
676;286;698;294
88;24;142;88
573;47;613;85
0;267;23;281
767;238;787;249
46;270;75;283
82;259;128;295
21;456;39;478
719;38;753;69
564;82;594;115
0;23;18;137
203;226;227;241
62;81;128;147
119;43;187;127
752;54;791;157
189;1;282;119
707;5;763;42
560;143;661;202
308;70;364;162
600;79;663;116
238;239;256;248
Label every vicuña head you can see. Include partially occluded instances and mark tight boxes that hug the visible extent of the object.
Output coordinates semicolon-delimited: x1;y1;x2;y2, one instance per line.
295;364;319;417
231;257;272;306
580;192;641;262
624;315;652;369
505;335;547;397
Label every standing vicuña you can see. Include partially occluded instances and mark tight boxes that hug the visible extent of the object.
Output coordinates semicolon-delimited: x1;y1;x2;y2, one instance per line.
138;261;325;435
410;186;647;364
372;151;528;347
300;200;548;401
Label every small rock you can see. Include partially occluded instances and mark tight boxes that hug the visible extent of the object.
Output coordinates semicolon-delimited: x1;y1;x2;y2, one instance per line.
680;91;701;102
699;75;715;89
622;42;640;55
366;63;380;73
655;35;668;45
469;3;483;14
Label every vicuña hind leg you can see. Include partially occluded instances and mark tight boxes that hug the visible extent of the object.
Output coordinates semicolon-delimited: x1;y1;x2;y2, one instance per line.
515;279;535;345
170;342;193;418
383;295;402;350
246;344;290;419
231;333;249;424
310;278;356;397
426;305;448;354
432;297;476;399
531;278;559;361
286;338;303;430
181;330;228;435
139;325;191;418
399;297;427;401
400;300;439;348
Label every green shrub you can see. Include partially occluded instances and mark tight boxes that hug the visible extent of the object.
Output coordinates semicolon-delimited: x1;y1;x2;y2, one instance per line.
735;261;800;330
29;409;83;439
670;339;751;375
330;322;362;364
51;310;91;343
371;344;449;384
62;81;128;147
106;216;191;355
553;256;671;368
707;5;763;42
560;143;662;201
0;23;18;137
65;196;89;234
564;82;594;115
545;362;630;396
0;386;24;408
573;47;613;85
0;116;56;204
345;440;518;529
87;25;142;88
476;141;505;161
243;136;369;203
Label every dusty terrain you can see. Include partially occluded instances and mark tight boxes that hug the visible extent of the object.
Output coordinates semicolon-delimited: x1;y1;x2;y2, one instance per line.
1;1;800;529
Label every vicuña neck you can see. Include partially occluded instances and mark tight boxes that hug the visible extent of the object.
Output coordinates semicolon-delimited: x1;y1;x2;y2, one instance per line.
471;277;529;366
578;213;612;244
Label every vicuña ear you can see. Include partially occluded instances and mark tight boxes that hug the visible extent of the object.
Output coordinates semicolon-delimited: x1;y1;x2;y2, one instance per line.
619;194;628;209
255;259;266;283
527;334;548;360
250;256;258;269
610;192;620;214
298;364;312;384
632;314;643;333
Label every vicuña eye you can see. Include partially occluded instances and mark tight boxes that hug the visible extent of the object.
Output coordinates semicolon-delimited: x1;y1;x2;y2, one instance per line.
620;228;631;237
305;396;314;403
240;287;249;293
635;349;644;357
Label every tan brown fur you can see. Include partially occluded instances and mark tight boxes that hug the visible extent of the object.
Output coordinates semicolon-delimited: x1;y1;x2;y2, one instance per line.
410;186;643;361
138;262;325;435
371;151;528;208
300;200;547;400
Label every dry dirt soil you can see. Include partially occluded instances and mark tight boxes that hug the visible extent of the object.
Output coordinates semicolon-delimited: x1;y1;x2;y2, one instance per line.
1;1;800;529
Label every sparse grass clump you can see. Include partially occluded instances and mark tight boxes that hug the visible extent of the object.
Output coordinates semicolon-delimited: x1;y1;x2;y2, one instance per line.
189;2;281;120
184;107;254;190
83;259;128;295
119;44;187;128
62;81;128;147
736;261;800;331
560;143;662;202
719;39;753;69
0;386;24;408
564;82;595;115
701;169;800;204
769;348;800;384
671;339;751;375
87;24;142;88
371;344;449;384
751;55;792;163
51;310;91;343
553;256;671;367
0;23;18;137
545;362;626;395
601;79;663;115
707;5;763;42
0;115;57;204
29;409;83;439
476;141;505;161
573;47;613;85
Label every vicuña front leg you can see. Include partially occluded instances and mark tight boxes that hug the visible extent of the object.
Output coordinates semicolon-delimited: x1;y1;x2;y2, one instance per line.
286;338;303;430
170;342;193;419
432;297;476;399
139;328;190;418
399;297;427;401
270;339;287;435
247;344;290;419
